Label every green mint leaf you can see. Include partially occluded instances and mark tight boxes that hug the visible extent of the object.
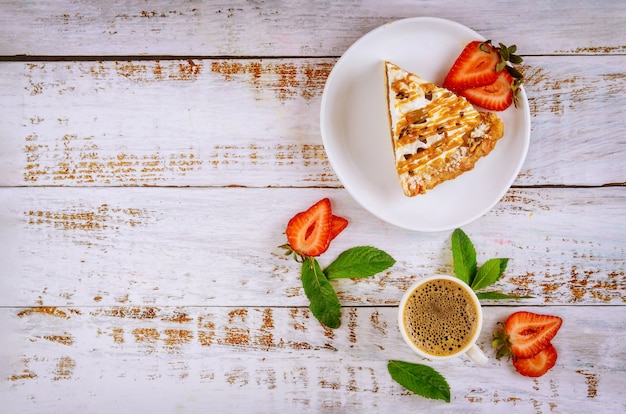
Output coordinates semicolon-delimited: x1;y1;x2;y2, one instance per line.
324;246;395;279
301;257;341;329
476;291;533;300
471;258;509;291
387;360;450;403
451;228;477;285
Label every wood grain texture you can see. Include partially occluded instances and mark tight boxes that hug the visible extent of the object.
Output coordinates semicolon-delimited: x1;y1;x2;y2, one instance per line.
1;1;625;412
1;187;624;308
1;306;624;412
1;0;625;56
0;56;625;188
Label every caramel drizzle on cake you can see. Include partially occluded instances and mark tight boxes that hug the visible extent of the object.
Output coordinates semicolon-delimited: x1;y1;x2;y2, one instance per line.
384;61;504;197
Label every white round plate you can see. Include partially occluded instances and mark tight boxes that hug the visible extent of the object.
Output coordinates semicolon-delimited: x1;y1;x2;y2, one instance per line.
320;17;530;232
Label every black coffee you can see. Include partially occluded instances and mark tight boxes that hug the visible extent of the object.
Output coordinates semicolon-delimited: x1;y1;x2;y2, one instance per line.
402;278;479;356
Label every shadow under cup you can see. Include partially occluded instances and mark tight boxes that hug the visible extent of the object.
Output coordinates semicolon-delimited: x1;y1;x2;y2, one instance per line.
398;275;487;365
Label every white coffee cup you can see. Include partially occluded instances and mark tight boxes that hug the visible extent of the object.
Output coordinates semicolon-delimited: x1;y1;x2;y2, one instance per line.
398;275;488;365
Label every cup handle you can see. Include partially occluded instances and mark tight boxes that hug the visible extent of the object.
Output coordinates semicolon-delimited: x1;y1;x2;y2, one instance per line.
466;344;488;366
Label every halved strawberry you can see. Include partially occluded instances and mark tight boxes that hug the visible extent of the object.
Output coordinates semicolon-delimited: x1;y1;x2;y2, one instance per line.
329;215;348;242
443;40;500;92
512;343;558;377
443;40;524;111
285;198;333;257
493;311;563;360
460;70;516;111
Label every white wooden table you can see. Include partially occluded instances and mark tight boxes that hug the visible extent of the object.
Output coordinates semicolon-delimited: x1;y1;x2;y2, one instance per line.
1;1;625;412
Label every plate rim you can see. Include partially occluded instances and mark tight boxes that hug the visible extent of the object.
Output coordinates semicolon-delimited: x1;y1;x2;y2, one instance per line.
320;16;531;232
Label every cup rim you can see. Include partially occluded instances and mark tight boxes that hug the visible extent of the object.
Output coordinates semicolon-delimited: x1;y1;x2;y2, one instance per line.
397;274;483;360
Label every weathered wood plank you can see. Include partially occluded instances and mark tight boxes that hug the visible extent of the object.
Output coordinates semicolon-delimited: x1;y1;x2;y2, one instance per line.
1;0;625;56
1;187;623;307
1;306;624;412
0;58;337;187
0;56;625;188
1;2;623;412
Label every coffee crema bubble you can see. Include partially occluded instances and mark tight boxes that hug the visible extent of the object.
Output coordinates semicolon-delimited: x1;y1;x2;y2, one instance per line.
402;278;478;357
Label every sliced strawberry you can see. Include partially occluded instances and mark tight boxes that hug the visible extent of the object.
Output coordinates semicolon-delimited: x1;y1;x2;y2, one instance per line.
493;311;563;360
443;40;500;92
285;198;333;257
513;343;558;377
459;70;514;111
329;215;348;242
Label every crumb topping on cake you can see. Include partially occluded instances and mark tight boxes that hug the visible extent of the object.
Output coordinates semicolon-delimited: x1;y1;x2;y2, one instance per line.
384;61;505;197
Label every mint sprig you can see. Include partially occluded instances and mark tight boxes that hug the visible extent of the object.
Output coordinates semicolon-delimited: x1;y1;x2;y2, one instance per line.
451;228;476;285
387;360;450;402
300;246;395;329
476;291;523;300
451;228;530;299
325;246;395;279
301;257;342;329
472;257;509;291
